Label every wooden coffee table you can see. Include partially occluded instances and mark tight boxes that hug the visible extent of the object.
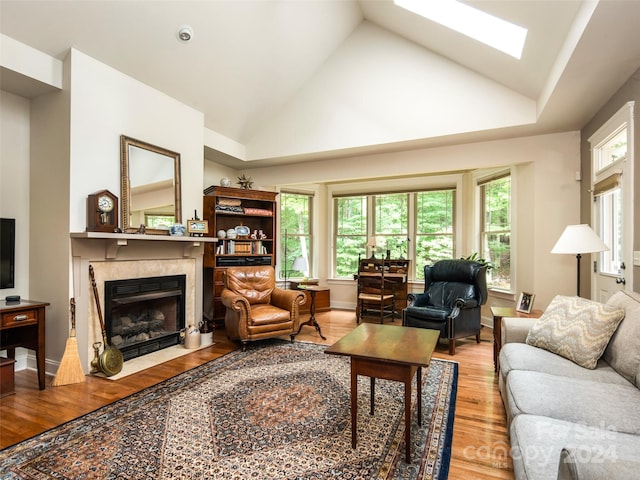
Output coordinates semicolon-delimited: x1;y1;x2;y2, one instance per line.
325;323;439;463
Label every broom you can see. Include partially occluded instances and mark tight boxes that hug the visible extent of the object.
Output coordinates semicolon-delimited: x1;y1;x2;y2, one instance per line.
52;298;86;386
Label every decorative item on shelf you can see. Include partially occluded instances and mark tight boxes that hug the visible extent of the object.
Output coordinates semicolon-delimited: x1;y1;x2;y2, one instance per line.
217;229;227;239
237;174;253;189
516;292;535;313
235;224;250;238
137;224;146;234
258;229;267;239
226;228;237;239
86;190;119;232
169;224;186;236
220;177;232;187
187;219;208;237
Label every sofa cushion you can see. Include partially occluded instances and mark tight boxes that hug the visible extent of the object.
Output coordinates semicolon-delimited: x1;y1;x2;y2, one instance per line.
558;447;640;480
506;370;640;435
525;295;624;369
603;290;640;388
500;343;629;386
510;415;640;480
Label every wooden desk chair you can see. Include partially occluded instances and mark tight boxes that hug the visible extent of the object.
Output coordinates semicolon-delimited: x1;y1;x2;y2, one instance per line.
356;260;396;323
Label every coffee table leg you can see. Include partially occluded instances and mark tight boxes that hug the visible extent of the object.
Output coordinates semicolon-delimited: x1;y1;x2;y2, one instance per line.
351;362;357;448
370;377;375;415
405;375;412;463
417;366;422;426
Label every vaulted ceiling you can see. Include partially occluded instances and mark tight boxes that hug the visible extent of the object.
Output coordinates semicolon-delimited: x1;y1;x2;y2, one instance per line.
2;0;640;167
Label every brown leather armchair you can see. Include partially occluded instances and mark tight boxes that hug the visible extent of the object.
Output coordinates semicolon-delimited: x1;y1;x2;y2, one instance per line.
220;266;306;348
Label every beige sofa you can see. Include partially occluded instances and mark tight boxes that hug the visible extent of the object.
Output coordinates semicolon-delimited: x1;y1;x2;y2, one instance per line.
498;291;640;480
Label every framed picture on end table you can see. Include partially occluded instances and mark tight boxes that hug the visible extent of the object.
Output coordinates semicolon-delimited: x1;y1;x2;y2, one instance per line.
516;292;535;314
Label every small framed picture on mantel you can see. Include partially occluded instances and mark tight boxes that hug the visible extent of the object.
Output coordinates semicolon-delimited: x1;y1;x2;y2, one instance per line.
187;219;208;236
516;292;535;314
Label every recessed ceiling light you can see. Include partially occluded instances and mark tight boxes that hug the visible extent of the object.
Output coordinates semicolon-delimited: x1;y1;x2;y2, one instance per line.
394;0;527;59
177;25;194;43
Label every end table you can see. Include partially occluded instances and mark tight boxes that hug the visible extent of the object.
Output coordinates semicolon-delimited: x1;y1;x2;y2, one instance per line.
293;285;327;340
491;306;542;372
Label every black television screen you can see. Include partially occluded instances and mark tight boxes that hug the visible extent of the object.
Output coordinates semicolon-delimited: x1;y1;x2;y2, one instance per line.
0;218;16;289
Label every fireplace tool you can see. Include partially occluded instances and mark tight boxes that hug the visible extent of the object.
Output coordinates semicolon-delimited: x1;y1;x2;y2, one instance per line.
90;342;102;374
89;265;123;376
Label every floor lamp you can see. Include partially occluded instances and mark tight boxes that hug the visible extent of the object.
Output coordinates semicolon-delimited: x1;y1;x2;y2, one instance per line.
551;224;609;296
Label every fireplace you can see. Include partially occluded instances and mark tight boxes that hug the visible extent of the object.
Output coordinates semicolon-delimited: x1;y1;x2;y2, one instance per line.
104;274;186;361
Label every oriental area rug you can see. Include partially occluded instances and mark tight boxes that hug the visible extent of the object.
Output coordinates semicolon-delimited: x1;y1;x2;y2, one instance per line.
0;340;457;480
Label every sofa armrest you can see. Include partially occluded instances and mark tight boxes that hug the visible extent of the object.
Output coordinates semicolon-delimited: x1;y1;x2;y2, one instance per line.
558;447;640;480
501;317;538;346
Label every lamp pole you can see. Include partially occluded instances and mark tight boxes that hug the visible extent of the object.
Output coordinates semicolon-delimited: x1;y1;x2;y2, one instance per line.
575;253;581;296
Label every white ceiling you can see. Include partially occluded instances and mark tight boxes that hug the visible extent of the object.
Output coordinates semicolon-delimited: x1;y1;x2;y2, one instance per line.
2;0;640;168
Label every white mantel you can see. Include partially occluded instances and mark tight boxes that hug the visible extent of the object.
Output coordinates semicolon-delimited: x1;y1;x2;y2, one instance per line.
70;233;216;373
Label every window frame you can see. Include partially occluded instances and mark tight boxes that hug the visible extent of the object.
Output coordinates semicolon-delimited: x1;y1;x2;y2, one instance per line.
280;190;314;280
477;171;512;293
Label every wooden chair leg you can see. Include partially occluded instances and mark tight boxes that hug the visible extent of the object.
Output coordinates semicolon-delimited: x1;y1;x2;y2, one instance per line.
448;339;455;355
476;333;481;343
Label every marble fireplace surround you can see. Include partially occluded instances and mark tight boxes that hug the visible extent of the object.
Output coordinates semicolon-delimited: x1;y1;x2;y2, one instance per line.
70;232;216;373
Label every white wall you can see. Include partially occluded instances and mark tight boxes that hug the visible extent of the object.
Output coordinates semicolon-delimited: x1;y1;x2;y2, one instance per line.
0;91;31;299
0;91;32;368
24;49;207;372
246;21;536;161
68;49;204;233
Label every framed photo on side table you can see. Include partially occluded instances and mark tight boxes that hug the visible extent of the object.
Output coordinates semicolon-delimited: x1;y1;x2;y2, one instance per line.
516;292;535;313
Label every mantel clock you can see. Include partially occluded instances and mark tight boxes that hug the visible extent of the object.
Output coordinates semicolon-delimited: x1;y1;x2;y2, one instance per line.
86;190;118;232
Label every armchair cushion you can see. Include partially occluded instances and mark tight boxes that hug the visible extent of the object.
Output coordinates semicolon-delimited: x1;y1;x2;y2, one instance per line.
223;266;273;305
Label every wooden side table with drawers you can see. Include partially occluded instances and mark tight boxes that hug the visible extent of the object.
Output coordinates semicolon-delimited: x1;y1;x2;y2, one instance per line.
0;299;49;390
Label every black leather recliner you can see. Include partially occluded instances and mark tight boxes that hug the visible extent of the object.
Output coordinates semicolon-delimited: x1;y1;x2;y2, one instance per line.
403;259;488;355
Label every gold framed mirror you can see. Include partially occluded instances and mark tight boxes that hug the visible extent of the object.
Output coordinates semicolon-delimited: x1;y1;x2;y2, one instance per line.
120;135;182;234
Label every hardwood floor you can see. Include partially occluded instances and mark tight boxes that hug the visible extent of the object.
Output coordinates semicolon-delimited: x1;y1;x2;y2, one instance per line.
0;310;513;479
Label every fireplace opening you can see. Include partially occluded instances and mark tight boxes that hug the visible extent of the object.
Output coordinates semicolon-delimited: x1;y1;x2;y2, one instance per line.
104;274;186;361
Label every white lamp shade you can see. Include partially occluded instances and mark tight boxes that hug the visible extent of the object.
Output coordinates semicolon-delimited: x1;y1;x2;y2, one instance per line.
291;256;308;273
551;224;609;254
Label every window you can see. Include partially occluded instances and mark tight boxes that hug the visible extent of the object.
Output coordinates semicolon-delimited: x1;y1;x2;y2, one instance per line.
334;189;455;279
415;190;455;280
599;188;622;275
335;196;367;278
280;192;312;279
375;193;408;259
480;175;511;291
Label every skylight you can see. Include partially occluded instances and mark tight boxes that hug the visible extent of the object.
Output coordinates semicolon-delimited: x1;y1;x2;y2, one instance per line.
394;0;528;59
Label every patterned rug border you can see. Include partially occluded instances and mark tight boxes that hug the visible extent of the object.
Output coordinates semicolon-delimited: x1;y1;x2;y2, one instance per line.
0;339;458;479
